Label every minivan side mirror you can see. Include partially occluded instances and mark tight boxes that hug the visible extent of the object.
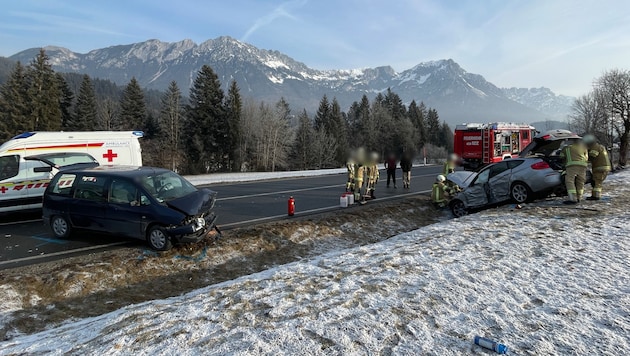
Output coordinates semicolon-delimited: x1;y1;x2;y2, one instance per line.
34;166;53;173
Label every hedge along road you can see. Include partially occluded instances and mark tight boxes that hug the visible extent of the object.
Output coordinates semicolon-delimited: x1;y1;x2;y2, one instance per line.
0;165;444;269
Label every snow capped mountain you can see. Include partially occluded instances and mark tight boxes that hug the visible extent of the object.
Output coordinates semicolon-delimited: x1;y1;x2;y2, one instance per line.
8;37;572;125
502;87;575;120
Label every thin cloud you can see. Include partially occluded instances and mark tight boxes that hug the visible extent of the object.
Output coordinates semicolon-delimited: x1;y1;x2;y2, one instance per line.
241;0;307;42
8;10;128;37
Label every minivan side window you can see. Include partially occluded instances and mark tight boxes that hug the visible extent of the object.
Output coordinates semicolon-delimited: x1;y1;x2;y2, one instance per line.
109;179;138;205
51;173;77;196
74;175;107;201
0;155;20;180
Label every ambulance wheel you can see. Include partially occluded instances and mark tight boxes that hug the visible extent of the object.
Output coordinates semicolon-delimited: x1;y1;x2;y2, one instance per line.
450;200;468;218
147;225;172;251
51;215;72;239
510;182;531;203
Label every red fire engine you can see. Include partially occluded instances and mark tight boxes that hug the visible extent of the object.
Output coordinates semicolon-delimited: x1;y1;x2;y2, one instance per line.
454;122;536;170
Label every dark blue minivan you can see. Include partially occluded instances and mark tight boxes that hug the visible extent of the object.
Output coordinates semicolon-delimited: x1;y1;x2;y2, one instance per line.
42;166;218;250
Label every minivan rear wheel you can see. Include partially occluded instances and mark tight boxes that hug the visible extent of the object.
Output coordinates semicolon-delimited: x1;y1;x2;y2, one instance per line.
51;215;72;238
147;226;172;251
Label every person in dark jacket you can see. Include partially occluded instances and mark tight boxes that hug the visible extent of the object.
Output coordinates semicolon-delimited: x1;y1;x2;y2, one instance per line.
384;153;397;188
400;152;413;189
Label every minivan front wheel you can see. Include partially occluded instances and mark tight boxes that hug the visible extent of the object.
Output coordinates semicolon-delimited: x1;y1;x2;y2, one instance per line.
147;226;173;251
51;215;72;238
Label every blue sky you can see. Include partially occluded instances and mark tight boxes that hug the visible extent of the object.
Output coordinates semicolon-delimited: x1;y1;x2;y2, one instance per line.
1;0;628;96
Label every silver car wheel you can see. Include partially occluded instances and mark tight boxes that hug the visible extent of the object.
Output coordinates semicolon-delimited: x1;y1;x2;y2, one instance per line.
51;216;70;238
511;183;530;203
451;200;467;218
147;226;172;251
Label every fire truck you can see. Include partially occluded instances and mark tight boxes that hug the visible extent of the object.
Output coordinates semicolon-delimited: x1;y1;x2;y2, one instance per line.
454;122;536;170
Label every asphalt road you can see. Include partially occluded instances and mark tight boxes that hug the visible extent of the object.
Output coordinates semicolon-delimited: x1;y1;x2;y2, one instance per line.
0;165;443;269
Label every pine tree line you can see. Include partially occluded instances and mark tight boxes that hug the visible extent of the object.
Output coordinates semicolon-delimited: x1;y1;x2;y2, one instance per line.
0;49;453;174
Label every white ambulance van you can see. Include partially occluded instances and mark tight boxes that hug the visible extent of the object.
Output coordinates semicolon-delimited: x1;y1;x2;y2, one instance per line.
0;131;143;212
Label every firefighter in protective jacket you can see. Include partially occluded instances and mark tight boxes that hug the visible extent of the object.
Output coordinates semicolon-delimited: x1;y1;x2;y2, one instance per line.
345;158;356;192
560;139;589;204
583;134;611;200
432;174;454;208
365;152;379;199
443;154;458;176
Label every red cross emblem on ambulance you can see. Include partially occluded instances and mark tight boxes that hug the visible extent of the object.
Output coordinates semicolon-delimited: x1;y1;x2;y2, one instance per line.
103;149;118;162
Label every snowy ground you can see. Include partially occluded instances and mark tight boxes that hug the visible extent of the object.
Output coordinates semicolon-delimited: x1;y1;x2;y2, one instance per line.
0;172;628;355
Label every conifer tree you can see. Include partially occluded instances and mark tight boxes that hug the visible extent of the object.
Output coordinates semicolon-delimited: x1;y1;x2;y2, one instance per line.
408;100;426;147
159;81;183;171
57;73;75;130
184;65;226;173
291;109;315;169
225;80;243;171
0;62;29;140
71;74;97;131
314;94;331;131
119;77;146;130
426;108;441;146
27;49;62;131
330;97;349;165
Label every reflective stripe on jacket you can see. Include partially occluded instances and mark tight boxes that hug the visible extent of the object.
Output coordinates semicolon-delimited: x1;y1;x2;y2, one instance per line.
561;143;588;167
432;182;448;203
588;143;611;172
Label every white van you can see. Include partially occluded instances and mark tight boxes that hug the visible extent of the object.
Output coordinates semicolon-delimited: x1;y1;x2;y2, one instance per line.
0;131;143;212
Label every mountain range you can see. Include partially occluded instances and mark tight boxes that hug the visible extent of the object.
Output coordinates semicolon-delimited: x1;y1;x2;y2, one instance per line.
8;36;574;127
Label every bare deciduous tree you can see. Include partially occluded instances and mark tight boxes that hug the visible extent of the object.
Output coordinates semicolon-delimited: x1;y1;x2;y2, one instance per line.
568;90;609;144
597;69;630;166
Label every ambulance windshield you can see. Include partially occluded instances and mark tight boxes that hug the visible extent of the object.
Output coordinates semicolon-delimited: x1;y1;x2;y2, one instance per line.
0;155;20;180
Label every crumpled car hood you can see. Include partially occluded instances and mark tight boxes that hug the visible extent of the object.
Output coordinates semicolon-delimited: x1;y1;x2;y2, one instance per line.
447;171;477;189
166;188;217;216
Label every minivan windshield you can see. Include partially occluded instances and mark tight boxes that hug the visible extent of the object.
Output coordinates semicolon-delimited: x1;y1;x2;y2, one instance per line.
138;171;197;203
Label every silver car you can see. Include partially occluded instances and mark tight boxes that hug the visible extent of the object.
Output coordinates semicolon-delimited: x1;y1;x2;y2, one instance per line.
447;157;561;217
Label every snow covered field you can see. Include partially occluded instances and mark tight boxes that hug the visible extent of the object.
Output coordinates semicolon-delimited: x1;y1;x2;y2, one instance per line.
1;171;628;355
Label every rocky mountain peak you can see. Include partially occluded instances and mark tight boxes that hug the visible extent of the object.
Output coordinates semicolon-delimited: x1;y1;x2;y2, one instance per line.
6;37;574;124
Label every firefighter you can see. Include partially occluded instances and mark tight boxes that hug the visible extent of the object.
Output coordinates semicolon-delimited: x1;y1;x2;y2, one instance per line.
345;158;356;192
431;174;453;208
560;138;589;204
443;153;458;176
354;162;365;202
365;152;380;199
583;134;611;200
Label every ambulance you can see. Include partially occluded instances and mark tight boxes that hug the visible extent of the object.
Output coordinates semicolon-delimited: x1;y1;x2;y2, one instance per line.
0;131;143;212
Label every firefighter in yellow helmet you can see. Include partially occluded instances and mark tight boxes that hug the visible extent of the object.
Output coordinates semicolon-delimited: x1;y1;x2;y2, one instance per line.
583;134;611;200
431;174;453;208
560;138;589;204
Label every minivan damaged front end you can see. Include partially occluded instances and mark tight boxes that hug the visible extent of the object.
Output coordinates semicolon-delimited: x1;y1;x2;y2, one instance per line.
164;189;219;243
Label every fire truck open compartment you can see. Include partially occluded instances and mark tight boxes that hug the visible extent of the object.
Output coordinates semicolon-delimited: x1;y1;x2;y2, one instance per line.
454;122;536;170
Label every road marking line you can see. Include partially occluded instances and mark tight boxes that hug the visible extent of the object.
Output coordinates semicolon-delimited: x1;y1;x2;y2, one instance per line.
217;172;439;201
219;189;431;228
0;218;42;226
217;184;343;201
0;241;129;267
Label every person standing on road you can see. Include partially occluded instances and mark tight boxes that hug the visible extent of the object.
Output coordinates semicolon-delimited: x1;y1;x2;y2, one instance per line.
365;152;380;199
385;153;398;188
560;139;589;204
583;134;611;200
443;153;459;176
345;157;356;192
400;152;413;189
